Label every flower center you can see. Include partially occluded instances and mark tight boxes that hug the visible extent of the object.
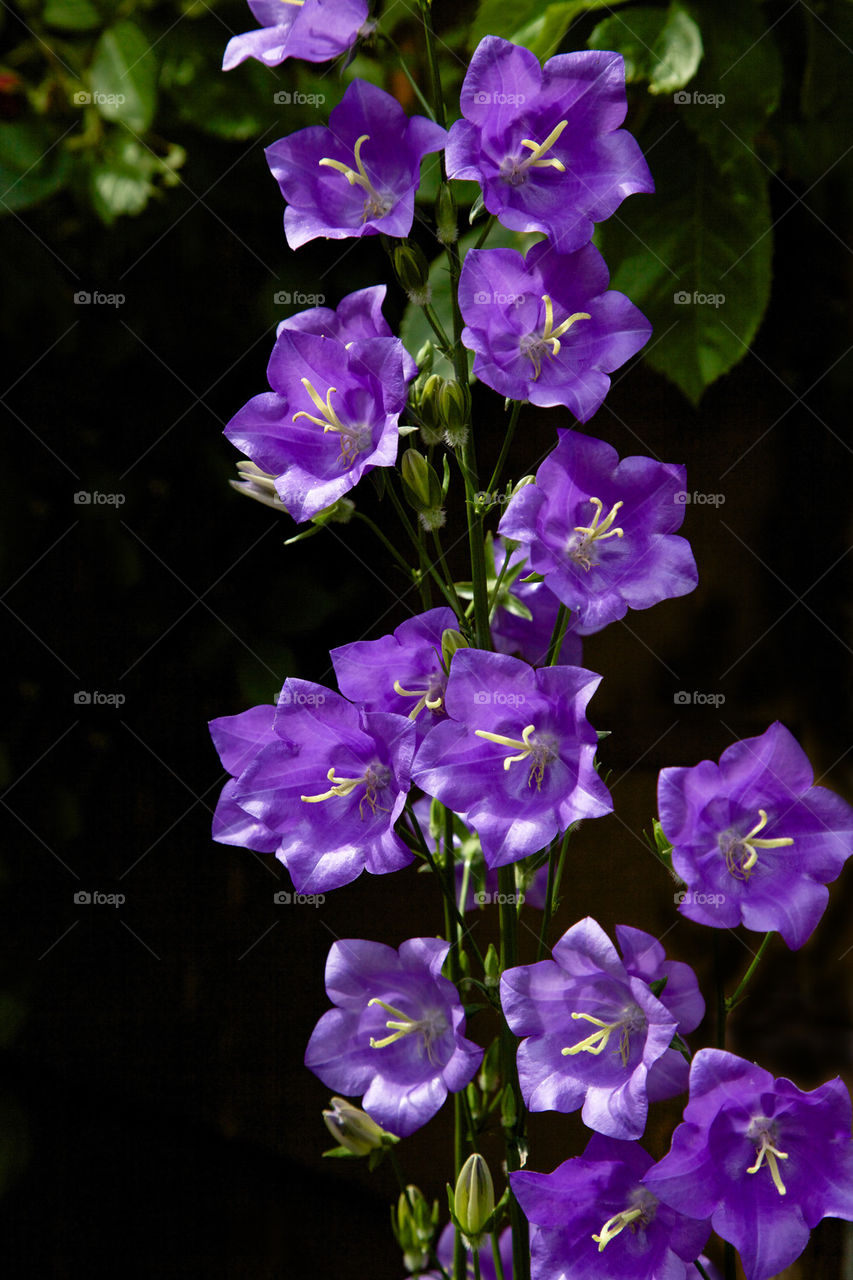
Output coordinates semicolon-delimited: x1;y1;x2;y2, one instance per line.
367;998;448;1063
719;809;794;880
300;760;390;819
746;1117;789;1195
592;1188;658;1252
520;294;590;380
474;723;557;789
566;496;624;570
292;378;371;467
562;1003;646;1067
318;134;393;222
393;669;447;720
499;119;569;186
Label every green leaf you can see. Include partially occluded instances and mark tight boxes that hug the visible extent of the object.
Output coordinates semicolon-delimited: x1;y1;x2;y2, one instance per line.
678;0;781;171
88;133;184;224
90;20;157;132
599;136;772;404
0;120;71;213
44;0;102;31
589;3;703;95
513;0;632;62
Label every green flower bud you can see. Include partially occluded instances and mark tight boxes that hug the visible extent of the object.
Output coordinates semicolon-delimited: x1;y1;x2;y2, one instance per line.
322;1097;392;1156
435;182;458;245
416;340;434;375
439;380;470;446
478;1039;501;1095
440;628;467;672
393;242;432;306
312;496;355;526
230;461;285;511
418;373;446;445
452;1153;495;1242
402;449;443;512
392;1185;439;1272
483;942;501;989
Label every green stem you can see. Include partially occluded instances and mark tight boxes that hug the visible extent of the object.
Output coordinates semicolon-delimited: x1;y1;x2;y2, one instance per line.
421;300;454;353
726;932;774;1013
485;399;523;497
385;482;461;615
537;845;559;962
432;528;466;617
693;1261;711;1280
545;603;570;666
497;865;530;1280
353;511;419;582
472;1248;483;1280
490;1231;507;1280
723;1240;737;1280
473;213;496;250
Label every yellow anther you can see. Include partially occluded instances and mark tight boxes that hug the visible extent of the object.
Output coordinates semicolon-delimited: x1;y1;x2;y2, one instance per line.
725;809;793;879
393;679;444;721
747;1138;789;1196
519;119;569;171
524;295;590;379
592;1207;644;1252
301;766;363;803
562;1011;633;1066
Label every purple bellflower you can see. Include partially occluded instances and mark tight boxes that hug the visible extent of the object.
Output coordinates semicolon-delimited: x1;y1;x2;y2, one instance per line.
498;429;698;633
331;607;458;745
222;0;367;71
644;1049;853;1280
488;535;583;667
500;917;704;1139
512;1134;711;1280
659;721;853;949
459;240;651;415
412;649;612;867
447;37;654;253
304;937;482;1137
276;283;418;380
266;79;448;248
224;327;411;523
209;679;415;893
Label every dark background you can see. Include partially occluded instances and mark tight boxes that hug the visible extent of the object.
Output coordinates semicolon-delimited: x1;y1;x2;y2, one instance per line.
2;2;853;1276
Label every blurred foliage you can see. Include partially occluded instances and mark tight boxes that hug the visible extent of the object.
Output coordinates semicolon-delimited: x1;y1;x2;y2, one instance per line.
1;0;852;399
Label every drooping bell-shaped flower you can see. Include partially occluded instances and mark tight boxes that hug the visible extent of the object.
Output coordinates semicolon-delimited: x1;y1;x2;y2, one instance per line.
224;328;411;522
512;1134;711;1280
412;649;612;867
658;720;853;949
209;679;415;892
458;240;651;416
498;429;698;633
644;1049;853;1280
331;607;458;745
222;0;367;71
500;917;704;1139
266;79;448;248
446;36;654;253
304;936;483;1137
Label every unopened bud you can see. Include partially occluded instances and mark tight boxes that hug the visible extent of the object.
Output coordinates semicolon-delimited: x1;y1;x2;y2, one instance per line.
418;373;446;444
392;1185;438;1272
416;340;434;374
322;1097;391;1156
313;496;355;525
478;1039;501;1095
401;449;445;532
452;1153;495;1242
393;242;432;306
439;380;470;445
230;461;284;511
441;628;467;671
435;182;458;245
483;942;501;989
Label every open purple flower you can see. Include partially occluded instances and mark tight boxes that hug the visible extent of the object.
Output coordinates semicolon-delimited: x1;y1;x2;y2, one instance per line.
488;536;582;667
331;607;457;745
644;1049;853;1280
512;1134;711;1280
225;328;410;522
498;429;698;633
209;679;415;893
277;283;418;380
304;937;482;1137
500;917;704;1139
459;240;651;415
222;0;367;71
266;79;447;248
659;721;853;949
412;649;612;867
447;37;654;253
